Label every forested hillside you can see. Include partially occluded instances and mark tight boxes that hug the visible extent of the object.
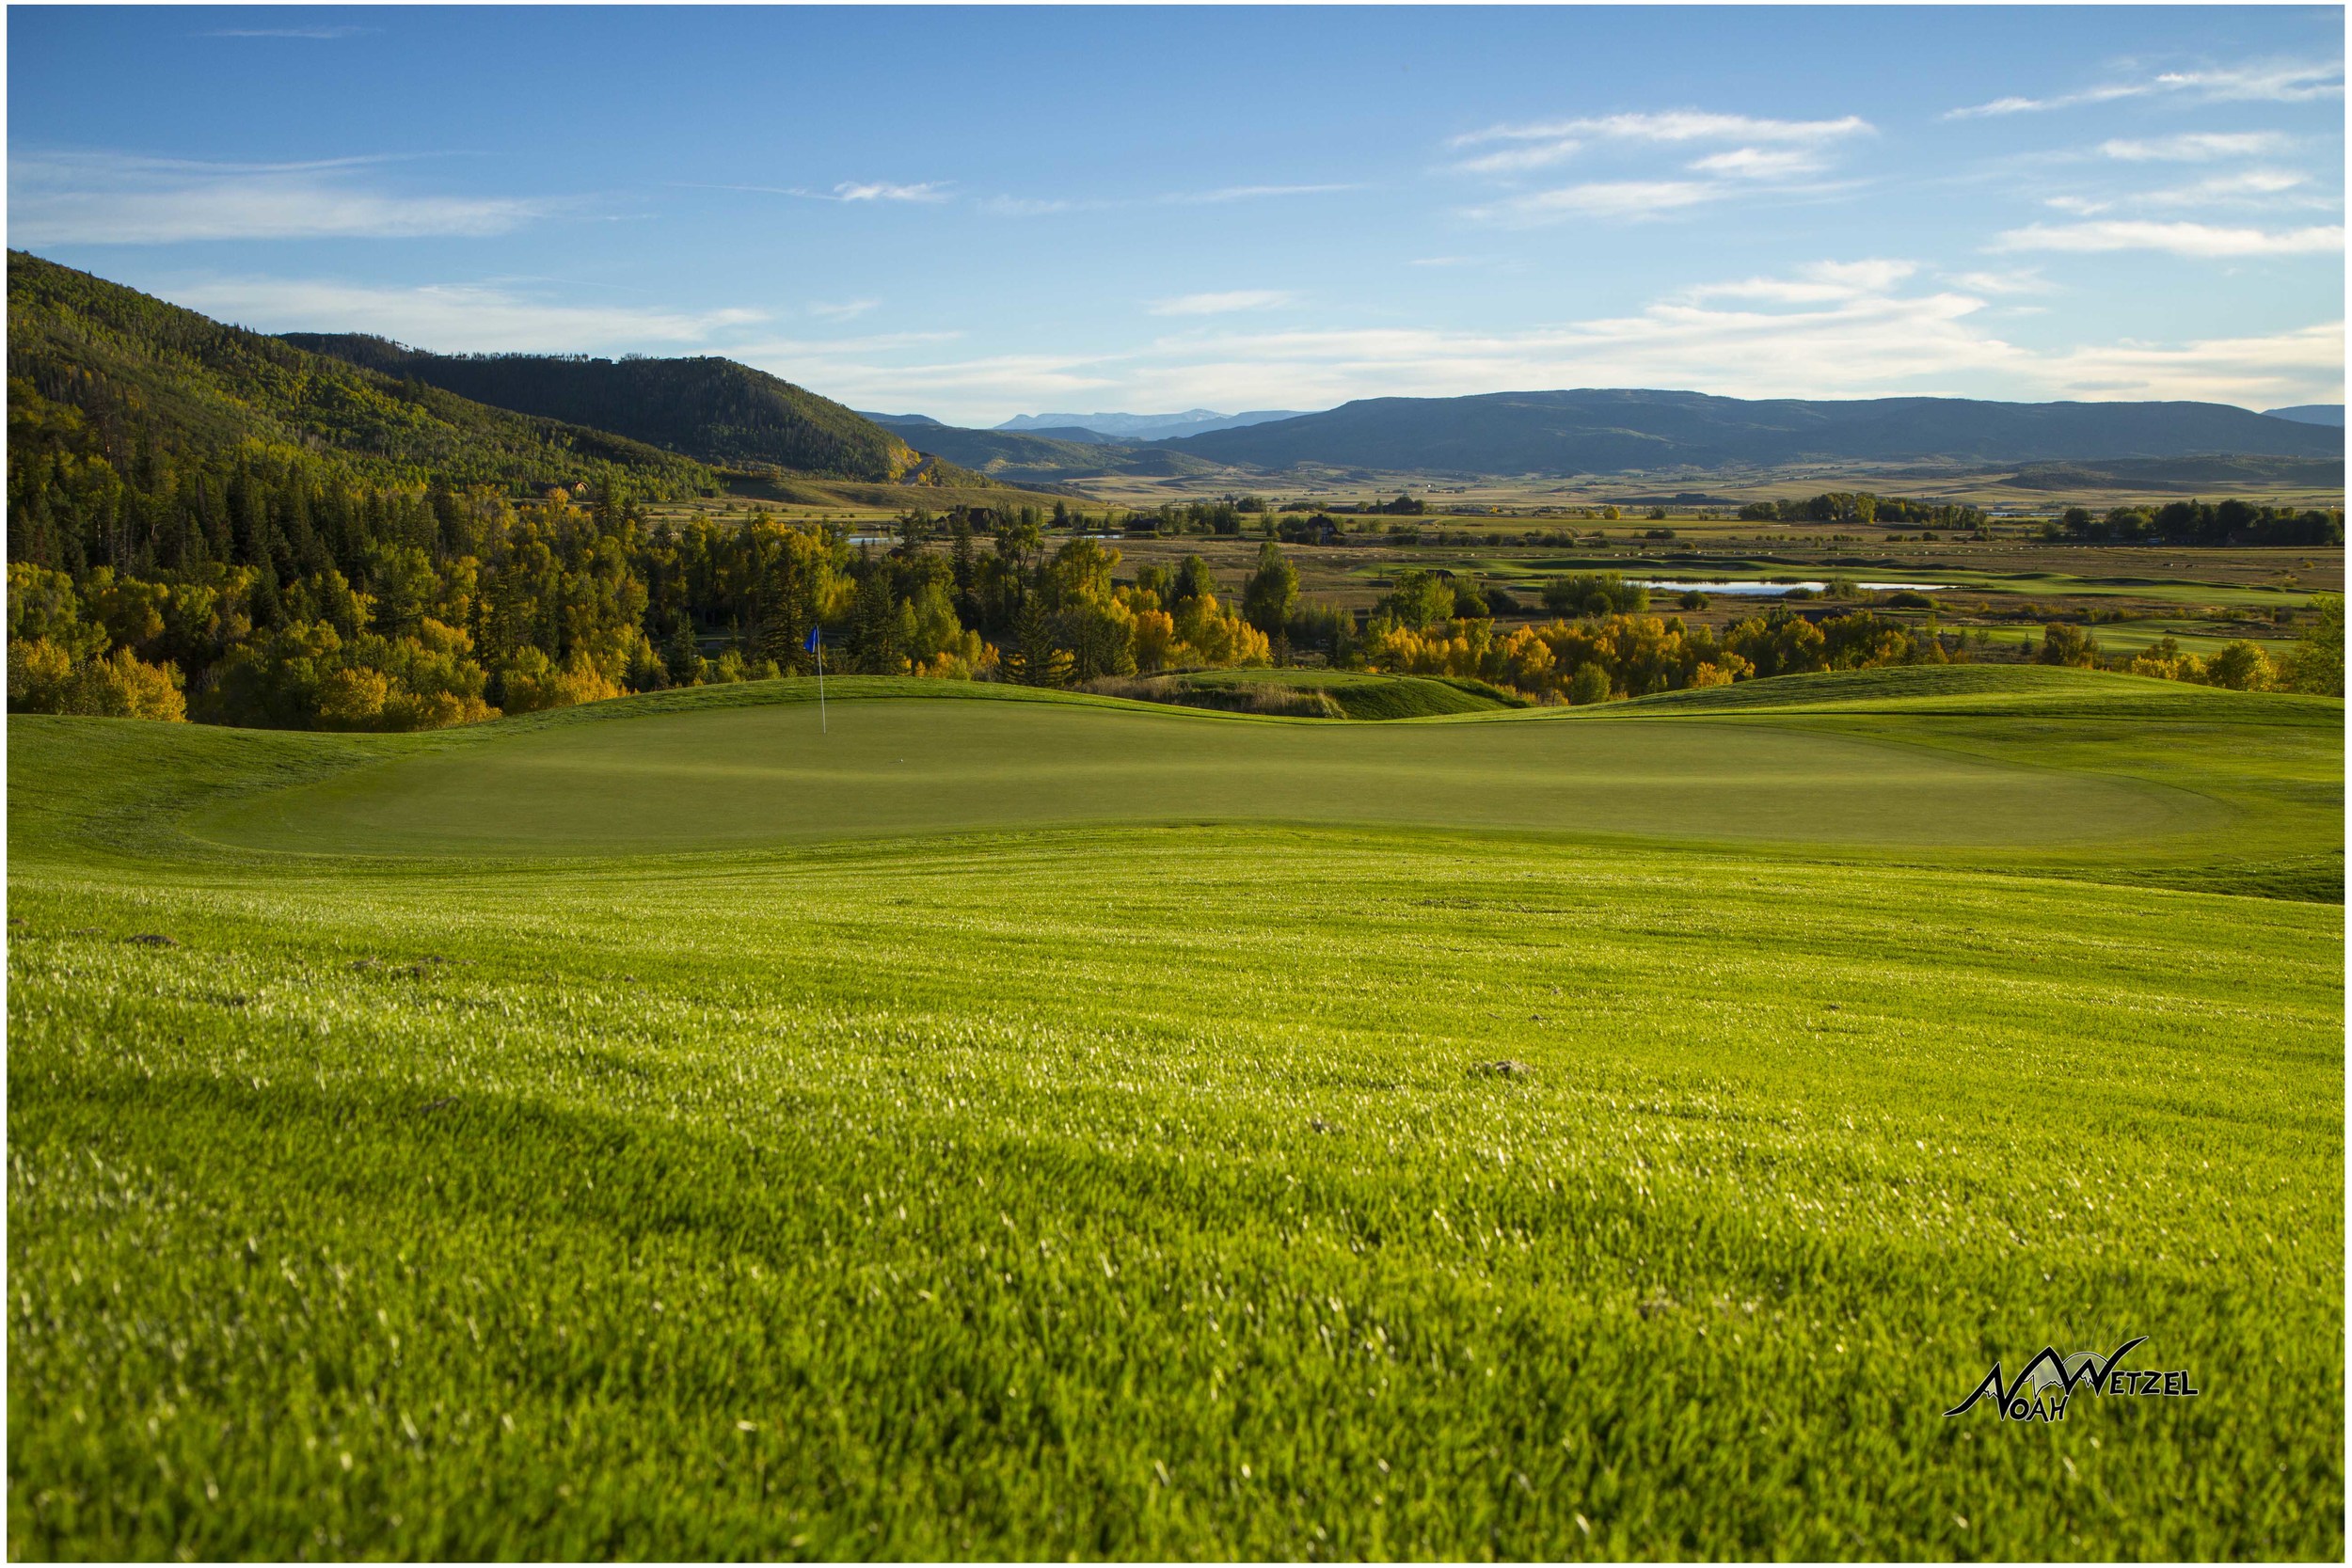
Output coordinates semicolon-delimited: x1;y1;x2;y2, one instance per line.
8;251;713;499
285;335;961;483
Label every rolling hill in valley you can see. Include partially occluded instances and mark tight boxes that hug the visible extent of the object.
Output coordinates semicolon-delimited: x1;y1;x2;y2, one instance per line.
994;408;1308;440
1162;388;2347;475
6;250;716;496
283;334;977;485
862;413;1227;483
1996;454;2346;493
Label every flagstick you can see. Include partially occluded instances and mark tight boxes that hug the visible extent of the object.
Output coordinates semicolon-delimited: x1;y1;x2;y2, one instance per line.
817;639;827;735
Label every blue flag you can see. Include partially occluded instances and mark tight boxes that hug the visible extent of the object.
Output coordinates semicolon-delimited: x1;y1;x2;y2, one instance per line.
803;626;820;653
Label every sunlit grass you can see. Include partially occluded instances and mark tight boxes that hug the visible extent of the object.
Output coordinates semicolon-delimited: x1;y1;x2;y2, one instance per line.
8;671;2343;1559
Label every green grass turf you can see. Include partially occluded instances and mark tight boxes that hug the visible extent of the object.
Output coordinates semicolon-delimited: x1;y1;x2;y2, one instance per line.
8;667;2344;1559
1159;668;1519;721
161;681;2213;860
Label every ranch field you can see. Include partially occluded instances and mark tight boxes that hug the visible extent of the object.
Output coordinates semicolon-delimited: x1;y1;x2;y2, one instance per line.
7;667;2344;1559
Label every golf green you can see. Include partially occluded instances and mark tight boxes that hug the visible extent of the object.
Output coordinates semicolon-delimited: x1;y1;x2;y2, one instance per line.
192;694;2216;856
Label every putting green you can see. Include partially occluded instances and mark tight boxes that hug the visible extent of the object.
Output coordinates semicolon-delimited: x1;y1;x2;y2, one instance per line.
193;693;2218;856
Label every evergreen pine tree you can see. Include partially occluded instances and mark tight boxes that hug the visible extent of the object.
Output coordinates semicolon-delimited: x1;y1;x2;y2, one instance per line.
664;621;702;686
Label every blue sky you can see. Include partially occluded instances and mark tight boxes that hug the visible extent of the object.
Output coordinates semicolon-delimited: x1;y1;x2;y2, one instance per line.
8;5;2344;423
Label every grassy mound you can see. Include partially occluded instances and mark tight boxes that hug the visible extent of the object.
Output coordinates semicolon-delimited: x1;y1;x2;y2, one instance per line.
94;687;2197;860
1123;668;1522;721
1606;662;2344;721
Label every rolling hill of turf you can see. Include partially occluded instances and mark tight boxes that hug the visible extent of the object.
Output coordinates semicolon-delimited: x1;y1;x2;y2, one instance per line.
1168;387;2344;474
8;664;2343;1558
285;335;989;488
1609;662;2346;720
6;251;713;496
168;688;2208;859
1095;668;1521;721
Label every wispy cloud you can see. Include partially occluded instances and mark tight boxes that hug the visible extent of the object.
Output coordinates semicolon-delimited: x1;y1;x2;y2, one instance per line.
683;180;948;204
1453;110;1872;148
1992;219;2344;258
1466;180;1725;226
2143;168;2316;207
1687;147;1828;180
1148;290;1295;317
833;181;947;203
159;277;766;351
1943;267;2057;295
1454;141;1581;176
9;150;545;243
1947;57;2345;118
1450;109;1871;225
1685;258;1919;304
807;298;880;322
2100;132;2293;162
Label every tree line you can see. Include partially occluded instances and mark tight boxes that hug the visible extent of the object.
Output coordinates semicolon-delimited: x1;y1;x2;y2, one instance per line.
2054;500;2343;547
1739;492;1989;530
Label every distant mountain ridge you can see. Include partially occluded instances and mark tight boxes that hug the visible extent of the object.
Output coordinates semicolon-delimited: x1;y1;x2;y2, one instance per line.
994;408;1308;440
2264;404;2346;428
1165;388;2344;475
284;335;950;483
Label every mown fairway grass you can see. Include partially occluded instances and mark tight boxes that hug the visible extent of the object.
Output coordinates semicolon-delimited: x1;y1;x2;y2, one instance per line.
8;668;2344;1559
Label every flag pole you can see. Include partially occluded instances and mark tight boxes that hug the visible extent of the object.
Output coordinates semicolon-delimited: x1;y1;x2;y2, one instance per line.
817;635;827;734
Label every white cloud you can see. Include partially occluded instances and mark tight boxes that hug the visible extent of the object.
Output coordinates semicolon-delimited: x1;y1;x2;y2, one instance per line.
1686;259;1917;305
2043;195;2113;216
2100;132;2293;162
1448;112;1868;224
1943;267;2056;295
1688;147;1826;180
1467;180;1719;225
830;181;947;203
161;277;766;351
1454;140;1581;175
2143;168;2315;207
1148;290;1295;317
1947;57;2344;117
690;180;950;204
1992;220;2344;258
9;151;545;244
1454;110;1872;147
807;298;879;321
2041;320;2344;403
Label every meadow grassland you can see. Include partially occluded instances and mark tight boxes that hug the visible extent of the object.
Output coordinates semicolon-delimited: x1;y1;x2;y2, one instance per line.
7;670;2343;1560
